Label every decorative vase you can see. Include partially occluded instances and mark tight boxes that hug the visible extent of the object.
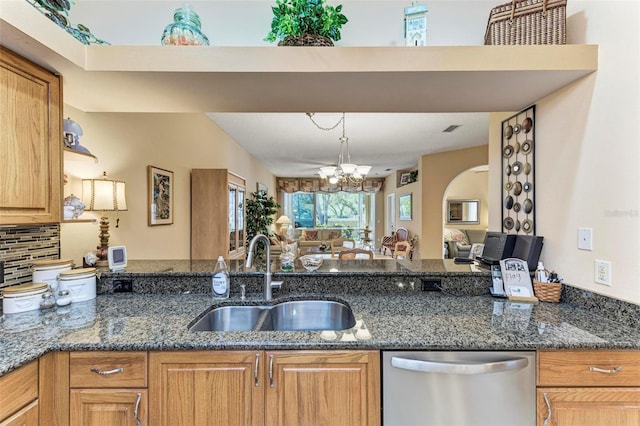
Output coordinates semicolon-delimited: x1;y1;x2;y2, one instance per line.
161;4;210;46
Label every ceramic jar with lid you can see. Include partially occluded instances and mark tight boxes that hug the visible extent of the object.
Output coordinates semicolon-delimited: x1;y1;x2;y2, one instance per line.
3;282;49;314
32;258;73;293
58;267;97;302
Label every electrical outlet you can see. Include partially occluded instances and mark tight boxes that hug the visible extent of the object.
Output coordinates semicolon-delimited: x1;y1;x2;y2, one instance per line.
594;260;612;286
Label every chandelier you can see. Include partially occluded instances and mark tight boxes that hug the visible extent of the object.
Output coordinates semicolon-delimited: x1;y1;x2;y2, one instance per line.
306;112;372;186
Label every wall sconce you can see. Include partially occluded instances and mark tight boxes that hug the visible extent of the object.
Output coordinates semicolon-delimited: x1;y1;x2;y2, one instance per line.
82;171;127;267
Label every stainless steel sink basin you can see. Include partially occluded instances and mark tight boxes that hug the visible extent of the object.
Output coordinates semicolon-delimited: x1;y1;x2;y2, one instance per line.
189;300;356;332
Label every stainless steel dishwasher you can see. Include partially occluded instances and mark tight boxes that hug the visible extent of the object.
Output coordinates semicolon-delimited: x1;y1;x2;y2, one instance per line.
382;351;536;426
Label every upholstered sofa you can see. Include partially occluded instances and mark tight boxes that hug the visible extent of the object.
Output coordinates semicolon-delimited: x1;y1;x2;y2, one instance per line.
295;228;343;255
444;228;487;259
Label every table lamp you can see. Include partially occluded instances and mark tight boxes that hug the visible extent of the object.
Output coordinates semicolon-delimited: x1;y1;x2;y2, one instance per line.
82;172;127;267
275;215;291;239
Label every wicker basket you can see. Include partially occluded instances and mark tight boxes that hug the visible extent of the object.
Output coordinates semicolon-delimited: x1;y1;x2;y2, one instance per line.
533;280;562;302
484;0;567;45
278;34;334;46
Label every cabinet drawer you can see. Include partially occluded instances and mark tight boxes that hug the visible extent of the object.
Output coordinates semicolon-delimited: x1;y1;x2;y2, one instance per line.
538;350;640;386
0;400;39;426
70;352;147;388
0;360;38;422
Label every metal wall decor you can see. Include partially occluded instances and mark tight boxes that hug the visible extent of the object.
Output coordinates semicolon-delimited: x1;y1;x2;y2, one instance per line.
501;105;535;234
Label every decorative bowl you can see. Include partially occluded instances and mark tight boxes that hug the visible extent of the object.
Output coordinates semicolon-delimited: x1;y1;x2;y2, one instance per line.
300;255;323;272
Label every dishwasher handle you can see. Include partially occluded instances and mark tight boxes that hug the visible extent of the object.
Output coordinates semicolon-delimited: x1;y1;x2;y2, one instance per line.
391;356;529;375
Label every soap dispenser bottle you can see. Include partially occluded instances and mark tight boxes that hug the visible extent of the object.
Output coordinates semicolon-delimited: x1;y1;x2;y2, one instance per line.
212;256;230;299
535;261;547;283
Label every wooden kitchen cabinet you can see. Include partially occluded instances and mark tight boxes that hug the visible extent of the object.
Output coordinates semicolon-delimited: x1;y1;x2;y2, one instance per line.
191;169;246;260
537;350;640;426
0;46;62;225
265;350;380;426
0;360;38;425
69;351;148;426
149;350;380;426
149;351;264;426
70;389;147;426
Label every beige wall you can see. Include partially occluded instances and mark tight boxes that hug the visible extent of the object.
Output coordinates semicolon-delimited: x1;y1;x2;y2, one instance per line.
443;168;489;231
61;106;275;264
383;167;422;258
420;145;489;258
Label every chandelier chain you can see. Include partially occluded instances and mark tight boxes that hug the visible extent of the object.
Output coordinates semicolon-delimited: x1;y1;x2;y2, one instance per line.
305;112;344;131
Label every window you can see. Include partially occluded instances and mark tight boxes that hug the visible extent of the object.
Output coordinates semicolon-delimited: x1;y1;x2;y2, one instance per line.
283;192;375;237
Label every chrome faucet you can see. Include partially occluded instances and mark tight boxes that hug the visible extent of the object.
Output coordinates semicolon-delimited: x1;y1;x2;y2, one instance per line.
245;234;283;301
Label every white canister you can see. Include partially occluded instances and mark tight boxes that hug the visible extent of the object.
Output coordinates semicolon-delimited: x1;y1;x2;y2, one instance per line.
2;282;49;314
58;267;97;303
32;258;73;293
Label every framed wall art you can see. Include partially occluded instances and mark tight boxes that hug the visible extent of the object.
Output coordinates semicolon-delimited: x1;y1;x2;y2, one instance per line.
501;105;535;234
148;165;174;226
399;193;413;220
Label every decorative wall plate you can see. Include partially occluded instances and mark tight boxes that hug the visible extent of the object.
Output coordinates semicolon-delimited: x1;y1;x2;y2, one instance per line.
504;217;514;230
505;164;512;176
515;220;521;231
524;162;531;175
523;182;532;192
504;195;514;209
505;125;514;139
522;117;533;133
513;202;521;212
513;124;522;134
512;161;523;175
523;198;533;214
513;181;523;196
521;140;532;154
505;181;513;191
503;145;514;158
522;219;533;234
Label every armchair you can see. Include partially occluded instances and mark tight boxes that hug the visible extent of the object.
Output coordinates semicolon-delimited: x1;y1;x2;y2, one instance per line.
330;237;356;257
381;227;408;256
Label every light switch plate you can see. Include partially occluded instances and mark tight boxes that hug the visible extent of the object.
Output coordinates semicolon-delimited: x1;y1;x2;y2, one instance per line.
578;227;593;251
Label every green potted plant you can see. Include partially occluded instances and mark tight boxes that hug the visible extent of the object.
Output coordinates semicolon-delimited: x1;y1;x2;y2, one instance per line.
265;0;348;46
246;191;280;259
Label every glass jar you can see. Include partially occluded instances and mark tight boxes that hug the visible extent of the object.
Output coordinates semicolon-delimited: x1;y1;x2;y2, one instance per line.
279;245;295;272
161;4;210;46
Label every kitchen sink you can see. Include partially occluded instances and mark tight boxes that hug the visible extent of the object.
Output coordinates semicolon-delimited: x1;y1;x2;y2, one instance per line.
189;300;356;332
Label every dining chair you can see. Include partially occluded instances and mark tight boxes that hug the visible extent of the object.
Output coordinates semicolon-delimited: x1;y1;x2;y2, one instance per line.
392;241;411;259
330;237;356;257
338;248;374;260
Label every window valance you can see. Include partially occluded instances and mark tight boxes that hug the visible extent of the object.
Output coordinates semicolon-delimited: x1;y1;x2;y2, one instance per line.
277;178;384;194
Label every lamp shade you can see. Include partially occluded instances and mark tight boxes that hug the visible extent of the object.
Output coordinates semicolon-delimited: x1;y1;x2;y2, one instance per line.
275;215;291;225
82;177;127;211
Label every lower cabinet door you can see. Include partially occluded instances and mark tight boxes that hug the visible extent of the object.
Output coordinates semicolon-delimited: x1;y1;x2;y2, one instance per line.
149;351;264;426
537;388;640;426
70;389;147;426
265;350;380;426
0;400;39;426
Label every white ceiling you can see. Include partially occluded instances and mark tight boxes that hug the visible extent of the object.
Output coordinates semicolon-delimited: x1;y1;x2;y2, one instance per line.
208;112;488;178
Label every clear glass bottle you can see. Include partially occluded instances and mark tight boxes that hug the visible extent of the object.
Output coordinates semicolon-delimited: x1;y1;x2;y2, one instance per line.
161;4;210;46
279;245;295;272
212;256;230;299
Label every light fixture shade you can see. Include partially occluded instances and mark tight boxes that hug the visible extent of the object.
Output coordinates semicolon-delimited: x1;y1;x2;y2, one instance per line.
356;165;372;176
340;163;357;174
275;215;291;224
82;178;127;211
320;166;337;176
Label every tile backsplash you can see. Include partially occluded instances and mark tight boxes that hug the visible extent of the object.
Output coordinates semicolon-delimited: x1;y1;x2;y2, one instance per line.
0;224;60;288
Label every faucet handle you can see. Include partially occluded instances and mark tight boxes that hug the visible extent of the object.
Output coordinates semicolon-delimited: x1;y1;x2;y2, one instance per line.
271;281;283;289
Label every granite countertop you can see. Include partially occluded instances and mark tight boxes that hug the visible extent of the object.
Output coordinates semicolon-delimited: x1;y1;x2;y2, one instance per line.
2;290;639;376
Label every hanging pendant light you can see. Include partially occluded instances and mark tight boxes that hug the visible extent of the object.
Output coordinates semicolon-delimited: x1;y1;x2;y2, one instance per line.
309;112;371;186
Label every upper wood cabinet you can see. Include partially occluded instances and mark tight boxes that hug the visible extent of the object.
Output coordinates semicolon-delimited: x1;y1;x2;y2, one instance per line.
191;169;246;260
0;46;62;225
